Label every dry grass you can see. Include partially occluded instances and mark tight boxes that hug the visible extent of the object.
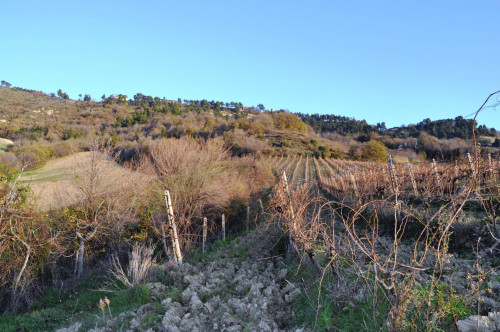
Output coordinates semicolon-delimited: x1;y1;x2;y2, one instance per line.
111;243;156;288
20;151;148;211
0;138;14;146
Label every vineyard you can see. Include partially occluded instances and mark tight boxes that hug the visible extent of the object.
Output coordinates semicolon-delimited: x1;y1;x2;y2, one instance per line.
264;153;500;331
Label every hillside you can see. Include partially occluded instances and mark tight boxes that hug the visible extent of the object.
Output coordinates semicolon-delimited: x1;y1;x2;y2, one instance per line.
0;86;345;164
1;85;498;170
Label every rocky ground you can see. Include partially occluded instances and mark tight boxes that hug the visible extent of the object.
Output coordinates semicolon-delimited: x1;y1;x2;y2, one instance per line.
55;219;500;332
58;228;307;332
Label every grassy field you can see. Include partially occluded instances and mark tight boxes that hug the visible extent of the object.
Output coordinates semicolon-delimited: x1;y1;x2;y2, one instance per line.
20;152;140;211
0;137;14;151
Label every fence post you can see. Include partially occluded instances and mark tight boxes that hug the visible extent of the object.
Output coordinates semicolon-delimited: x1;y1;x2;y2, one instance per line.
202;217;207;254
488;153;493;180
350;174;359;197
467;153;477;191
387;154;399;204
281;170;299;257
164;190;183;265
222;214;226;241
246;205;250;232
407;163;418;196
432;159;442;191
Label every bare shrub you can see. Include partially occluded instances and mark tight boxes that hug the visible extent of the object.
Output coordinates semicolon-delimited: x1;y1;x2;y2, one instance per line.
142;137;273;258
53;141;75;157
0;163;61;313
0;152;19;168
16;152;36;167
111;243;156;288
66;142;146;279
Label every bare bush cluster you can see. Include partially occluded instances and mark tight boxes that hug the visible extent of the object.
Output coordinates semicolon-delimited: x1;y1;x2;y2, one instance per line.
141;137;273;257
111;243;156;288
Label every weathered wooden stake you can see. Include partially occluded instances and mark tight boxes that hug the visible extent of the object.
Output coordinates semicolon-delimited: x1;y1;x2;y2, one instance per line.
407;163;418;196
281;170;300;257
259;199;264;211
467;153;477;191
488;153;493;180
350;174;359;197
387;154;399;204
202;217;207;254
222;214;226;241
432;159;442;190
164;190;183;265
246;205;250;231
281;170;295;230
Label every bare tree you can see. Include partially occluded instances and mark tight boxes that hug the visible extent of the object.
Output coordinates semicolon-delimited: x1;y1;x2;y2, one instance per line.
68;142;140;279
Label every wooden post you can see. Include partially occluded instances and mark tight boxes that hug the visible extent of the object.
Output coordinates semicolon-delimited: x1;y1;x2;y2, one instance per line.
350;174;359;197
281;170;299;256
281;170;296;230
432;159;442;190
407;163;418;196
467;153;477;191
304;156;309;183
246;205;250;232
387;154;399;204
222;214;226;241
488;153;493;180
164;191;183;265
202;217;207;254
160;223;172;261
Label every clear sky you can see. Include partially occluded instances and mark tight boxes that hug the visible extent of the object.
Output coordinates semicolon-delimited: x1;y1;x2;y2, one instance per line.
1;1;499;129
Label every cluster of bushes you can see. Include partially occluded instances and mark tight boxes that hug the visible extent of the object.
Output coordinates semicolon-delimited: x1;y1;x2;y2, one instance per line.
349;139;388;162
1;141;76;168
272;112;307;132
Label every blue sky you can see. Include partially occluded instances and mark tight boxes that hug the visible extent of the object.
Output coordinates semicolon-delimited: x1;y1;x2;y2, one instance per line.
1;1;499;129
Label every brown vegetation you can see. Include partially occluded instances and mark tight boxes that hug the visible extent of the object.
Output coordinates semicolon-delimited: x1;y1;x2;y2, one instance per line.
264;150;500;330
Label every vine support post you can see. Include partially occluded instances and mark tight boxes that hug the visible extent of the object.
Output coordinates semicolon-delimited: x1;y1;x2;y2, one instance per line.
202;217;207;254
246;205;250;232
467;153;478;192
221;214;226;241
407;163;419;197
164;190;183;265
432;159;442;194
387;154;399;206
281;170;299;256
488;153;493;180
